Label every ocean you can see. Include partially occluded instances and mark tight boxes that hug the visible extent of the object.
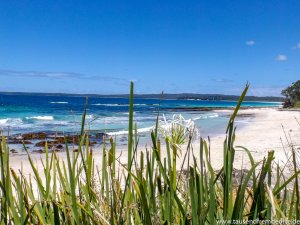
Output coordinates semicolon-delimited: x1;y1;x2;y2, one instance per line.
0;93;281;141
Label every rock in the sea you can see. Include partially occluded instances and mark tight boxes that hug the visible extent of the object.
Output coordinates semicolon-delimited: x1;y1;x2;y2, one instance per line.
36;149;45;153
89;141;97;146
56;144;63;149
50;149;62;152
8;140;32;144
53;135;81;144
35;140;58;148
35;138;97;148
22;132;48;140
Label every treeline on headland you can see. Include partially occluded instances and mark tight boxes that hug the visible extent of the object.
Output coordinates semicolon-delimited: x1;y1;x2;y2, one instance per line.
166;94;283;101
0;91;283;102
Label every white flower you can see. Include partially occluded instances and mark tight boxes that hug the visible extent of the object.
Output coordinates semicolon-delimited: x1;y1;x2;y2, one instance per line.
158;114;200;145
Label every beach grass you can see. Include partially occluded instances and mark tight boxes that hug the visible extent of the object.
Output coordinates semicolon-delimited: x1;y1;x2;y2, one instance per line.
0;82;300;224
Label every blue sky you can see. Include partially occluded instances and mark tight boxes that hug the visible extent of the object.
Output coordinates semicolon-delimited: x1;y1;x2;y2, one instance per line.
0;0;299;96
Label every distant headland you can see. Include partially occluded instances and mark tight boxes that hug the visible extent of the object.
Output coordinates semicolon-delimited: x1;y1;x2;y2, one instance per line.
0;91;283;102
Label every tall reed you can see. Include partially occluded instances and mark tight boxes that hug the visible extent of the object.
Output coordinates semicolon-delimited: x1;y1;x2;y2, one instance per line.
0;82;299;224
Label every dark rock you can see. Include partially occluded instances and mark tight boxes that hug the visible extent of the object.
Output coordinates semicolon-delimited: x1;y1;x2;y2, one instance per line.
35;136;97;147
53;135;81;144
35;140;58;148
10;149;17;153
36;149;45;153
89;141;97;146
8;140;32;144
56;144;63;149
22;132;48;140
66;135;81;143
35;141;47;147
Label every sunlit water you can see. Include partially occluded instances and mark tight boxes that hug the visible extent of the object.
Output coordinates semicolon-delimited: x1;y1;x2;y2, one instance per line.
0;94;281;143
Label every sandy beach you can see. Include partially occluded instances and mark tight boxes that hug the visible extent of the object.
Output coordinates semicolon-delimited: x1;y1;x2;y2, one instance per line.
208;108;300;169
8;108;300;177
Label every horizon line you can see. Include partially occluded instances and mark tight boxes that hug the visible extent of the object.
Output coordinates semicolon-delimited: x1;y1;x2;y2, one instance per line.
0;90;283;99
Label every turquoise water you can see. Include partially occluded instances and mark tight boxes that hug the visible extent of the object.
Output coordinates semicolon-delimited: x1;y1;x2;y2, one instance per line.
0;94;281;138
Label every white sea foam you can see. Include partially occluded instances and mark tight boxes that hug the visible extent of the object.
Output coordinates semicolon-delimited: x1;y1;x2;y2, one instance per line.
193;113;219;120
84;116;128;125
92;103;121;106
25;116;54;120
209;114;219;118
106;126;154;136
51;121;70;125
86;114;95;119
0;118;23;126
50;102;68;104
103;116;128;122
106;130;128;135
92;103;154;106
137;126;155;133
0;119;9;125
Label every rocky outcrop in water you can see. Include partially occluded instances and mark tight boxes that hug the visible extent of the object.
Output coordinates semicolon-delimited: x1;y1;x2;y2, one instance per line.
6;131;107;153
22;132;48;140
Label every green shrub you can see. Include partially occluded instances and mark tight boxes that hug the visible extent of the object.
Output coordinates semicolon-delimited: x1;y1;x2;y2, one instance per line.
294;101;300;108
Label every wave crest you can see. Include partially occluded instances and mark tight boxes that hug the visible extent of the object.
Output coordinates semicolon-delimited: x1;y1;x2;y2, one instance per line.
106;126;154;136
25;116;54;120
0;118;23;126
50;102;68;104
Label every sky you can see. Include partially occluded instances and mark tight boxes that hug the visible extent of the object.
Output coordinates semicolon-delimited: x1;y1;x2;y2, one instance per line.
0;0;299;96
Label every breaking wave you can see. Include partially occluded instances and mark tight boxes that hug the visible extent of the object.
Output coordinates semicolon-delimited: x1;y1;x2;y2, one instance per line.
0;118;23;126
25;116;54;120
106;126;154;136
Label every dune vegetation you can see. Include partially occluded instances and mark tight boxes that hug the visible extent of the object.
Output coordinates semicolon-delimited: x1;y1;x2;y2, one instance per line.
282;80;300;108
0;82;300;224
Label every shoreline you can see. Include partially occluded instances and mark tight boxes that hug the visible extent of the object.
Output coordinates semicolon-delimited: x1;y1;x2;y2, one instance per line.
164;106;281;111
3;106;257;153
7;108;300;174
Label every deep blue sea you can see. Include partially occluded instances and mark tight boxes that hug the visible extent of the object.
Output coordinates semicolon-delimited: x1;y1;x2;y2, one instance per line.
0;94;281;139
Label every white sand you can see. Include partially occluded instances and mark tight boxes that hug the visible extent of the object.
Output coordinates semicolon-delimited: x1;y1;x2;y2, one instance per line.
208;108;300;169
8;108;300;176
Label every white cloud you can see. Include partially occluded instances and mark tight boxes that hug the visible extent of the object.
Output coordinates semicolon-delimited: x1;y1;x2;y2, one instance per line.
245;40;255;46
291;42;300;49
275;54;287;61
